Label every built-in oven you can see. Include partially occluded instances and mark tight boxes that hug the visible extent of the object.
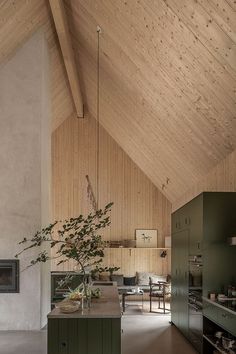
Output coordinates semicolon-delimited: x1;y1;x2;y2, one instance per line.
188;256;203;353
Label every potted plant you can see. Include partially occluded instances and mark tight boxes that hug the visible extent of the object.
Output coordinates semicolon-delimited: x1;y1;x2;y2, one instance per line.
15;203;115;305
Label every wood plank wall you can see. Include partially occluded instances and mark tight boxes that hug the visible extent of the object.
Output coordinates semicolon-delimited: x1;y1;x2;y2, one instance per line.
52;113;171;275
172;149;236;211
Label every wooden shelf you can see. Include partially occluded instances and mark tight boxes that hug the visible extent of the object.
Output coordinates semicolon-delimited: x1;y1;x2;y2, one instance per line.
203;334;236;354
105;247;171;250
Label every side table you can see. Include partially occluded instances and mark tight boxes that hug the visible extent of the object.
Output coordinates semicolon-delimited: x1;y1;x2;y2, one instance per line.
119;288;144;312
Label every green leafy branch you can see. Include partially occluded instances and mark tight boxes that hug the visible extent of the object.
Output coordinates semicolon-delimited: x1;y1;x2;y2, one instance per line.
15;203;114;274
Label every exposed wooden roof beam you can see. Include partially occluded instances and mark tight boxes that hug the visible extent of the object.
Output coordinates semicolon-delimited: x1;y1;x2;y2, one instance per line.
49;0;84;118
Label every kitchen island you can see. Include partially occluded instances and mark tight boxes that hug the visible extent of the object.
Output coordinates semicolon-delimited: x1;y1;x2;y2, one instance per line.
47;285;121;354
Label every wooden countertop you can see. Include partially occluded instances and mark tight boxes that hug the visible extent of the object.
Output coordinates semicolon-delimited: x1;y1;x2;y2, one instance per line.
48;285;122;319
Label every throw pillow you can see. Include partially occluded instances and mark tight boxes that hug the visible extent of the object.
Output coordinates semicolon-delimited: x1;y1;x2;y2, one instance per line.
136;272;150;286
124;276;136;286
111;274;124;286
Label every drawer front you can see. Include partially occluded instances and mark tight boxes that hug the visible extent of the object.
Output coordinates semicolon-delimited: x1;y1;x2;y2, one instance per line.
203;301;218;322
217;308;236;336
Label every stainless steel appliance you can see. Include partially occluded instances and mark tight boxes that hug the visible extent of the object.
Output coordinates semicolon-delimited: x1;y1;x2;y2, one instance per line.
188;256;203;352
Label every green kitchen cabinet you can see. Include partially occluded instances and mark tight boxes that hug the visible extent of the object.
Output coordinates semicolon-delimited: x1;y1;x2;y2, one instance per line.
171;230;189;336
202;300;218;323
188;194;203;255
171;210;181;233
48;318;121;354
218;308;236;336
203;299;236;337
48;285;122;354
171;232;180;328
172;194;203;255
171;192;236;354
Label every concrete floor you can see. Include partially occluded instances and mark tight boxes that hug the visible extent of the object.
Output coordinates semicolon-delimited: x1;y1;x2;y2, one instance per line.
0;304;198;354
0;330;47;354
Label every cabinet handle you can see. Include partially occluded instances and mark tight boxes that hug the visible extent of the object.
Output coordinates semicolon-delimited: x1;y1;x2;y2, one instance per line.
176;222;178;228
222;313;227;318
61;342;67;347
197;242;200;249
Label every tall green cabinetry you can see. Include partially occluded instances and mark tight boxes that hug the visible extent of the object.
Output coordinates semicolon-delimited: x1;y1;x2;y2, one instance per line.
171;194;203;340
171;192;236;353
171;229;189;336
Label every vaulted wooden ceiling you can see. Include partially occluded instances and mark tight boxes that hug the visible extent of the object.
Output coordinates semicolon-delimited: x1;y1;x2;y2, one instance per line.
64;0;236;202
1;0;236;203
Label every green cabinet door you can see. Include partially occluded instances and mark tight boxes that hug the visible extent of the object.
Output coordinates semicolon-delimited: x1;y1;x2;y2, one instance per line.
48;318;121;354
177;230;189;337
171;230;189;337
172;208;190;232
171;232;180;327
188;194;203;255
172;210;181;233
217;309;236;337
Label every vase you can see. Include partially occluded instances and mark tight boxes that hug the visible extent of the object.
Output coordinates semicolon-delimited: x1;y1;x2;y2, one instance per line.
81;280;92;310
81;295;91;310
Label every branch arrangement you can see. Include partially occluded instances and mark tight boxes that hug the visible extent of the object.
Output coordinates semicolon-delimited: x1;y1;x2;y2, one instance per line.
15;203;114;275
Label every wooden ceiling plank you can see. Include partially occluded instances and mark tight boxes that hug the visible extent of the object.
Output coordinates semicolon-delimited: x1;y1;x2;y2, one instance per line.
2;0;236;200
49;0;84;118
199;0;236;40
224;0;236;12
0;0;48;64
74;0;236;152
165;0;236;75
87;0;236;121
69;0;236;199
80;52;211;184
72;1;234;150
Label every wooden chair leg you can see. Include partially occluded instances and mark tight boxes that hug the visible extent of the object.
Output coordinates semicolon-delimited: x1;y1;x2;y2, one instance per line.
163;297;165;314
150;295;152;312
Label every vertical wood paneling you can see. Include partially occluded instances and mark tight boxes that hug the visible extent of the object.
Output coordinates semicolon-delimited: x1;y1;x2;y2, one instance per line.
173;150;236;211
52;114;171;273
102;249;171;276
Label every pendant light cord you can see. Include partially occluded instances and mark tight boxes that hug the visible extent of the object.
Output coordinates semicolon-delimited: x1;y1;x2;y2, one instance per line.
96;26;101;211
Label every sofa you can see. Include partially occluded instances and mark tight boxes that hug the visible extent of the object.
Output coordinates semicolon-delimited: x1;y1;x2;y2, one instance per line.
98;272;170;300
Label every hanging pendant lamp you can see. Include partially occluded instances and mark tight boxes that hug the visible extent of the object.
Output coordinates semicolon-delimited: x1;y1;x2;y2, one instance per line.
86;26;102;212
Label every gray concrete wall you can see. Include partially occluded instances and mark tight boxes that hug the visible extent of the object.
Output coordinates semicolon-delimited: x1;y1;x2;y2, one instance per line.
40;33;51;329
0;31;51;330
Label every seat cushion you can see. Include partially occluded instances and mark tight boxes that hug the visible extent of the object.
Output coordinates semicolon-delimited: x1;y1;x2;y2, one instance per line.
150;290;163;296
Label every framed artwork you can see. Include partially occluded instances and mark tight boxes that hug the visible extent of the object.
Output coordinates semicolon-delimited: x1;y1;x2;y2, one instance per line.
135;229;158;248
